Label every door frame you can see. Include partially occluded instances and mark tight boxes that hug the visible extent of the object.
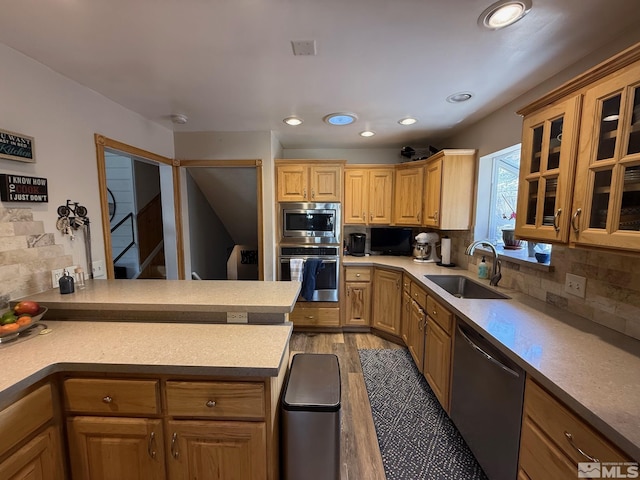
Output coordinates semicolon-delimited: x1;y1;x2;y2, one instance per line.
95;134;184;279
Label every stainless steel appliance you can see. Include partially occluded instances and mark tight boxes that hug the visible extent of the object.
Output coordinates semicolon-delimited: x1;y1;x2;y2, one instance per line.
348;233;366;256
450;322;525;480
280;203;341;244
278;245;339;302
412;232;440;263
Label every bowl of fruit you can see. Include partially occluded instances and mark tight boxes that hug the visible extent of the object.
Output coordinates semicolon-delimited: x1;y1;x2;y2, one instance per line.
0;301;47;341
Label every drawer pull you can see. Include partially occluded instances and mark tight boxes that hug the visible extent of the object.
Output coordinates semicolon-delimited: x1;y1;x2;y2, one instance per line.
564;431;599;463
171;432;179;459
432;310;437;316
148;431;157;459
304;315;314;319
102;395;113;404
355;273;361;277
206;400;217;408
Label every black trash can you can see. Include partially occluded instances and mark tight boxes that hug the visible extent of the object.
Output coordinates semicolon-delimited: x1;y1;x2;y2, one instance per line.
282;353;341;480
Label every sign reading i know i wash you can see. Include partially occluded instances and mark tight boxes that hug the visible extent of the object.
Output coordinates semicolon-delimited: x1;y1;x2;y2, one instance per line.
0;129;35;163
0;174;48;203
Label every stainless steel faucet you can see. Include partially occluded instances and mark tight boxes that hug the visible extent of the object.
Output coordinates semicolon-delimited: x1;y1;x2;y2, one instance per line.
465;240;502;287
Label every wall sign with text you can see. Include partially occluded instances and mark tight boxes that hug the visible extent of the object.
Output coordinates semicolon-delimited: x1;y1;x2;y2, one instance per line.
0;174;48;202
0;129;35;163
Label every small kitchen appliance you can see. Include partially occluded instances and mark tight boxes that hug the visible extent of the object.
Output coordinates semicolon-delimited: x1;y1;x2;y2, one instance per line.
413;232;441;263
349;233;366;256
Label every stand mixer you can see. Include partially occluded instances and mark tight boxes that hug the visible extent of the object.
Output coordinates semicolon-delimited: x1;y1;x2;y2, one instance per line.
413;232;441;263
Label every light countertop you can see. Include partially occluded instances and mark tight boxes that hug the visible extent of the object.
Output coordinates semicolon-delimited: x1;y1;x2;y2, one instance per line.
0;321;293;409
344;255;640;461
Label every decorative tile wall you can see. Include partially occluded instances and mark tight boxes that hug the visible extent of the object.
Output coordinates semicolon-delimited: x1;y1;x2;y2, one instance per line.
445;230;640;341
0;208;72;310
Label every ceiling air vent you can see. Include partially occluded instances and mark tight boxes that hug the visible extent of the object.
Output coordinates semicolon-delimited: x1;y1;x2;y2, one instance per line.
291;40;317;56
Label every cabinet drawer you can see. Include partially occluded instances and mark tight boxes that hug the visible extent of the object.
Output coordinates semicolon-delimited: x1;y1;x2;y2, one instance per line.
345;267;371;282
63;379;160;415
410;283;427;309
166;381;265;419
522;378;629;468
290;306;340;326
0;384;53;456
426;296;453;334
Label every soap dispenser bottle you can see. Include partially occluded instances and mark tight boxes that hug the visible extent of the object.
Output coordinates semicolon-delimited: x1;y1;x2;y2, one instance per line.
59;269;75;294
478;256;489;280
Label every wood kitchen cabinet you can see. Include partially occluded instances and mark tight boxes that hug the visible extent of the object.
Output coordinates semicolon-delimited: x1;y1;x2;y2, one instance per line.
422;150;478;230
275;160;344;202
290;304;340;327
343;267;372;326
407;282;427;371
400;274;412;344
344;167;394;225
422;296;453;413
0;383;65;480
393;164;423;225
519;377;632;480
371;267;402;336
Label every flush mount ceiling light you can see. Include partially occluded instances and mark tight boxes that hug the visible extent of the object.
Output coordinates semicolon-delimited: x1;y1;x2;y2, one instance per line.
171;113;188;125
283;116;303;126
398;117;418;126
323;112;358;126
446;92;473;103
478;0;532;30
359;130;376;137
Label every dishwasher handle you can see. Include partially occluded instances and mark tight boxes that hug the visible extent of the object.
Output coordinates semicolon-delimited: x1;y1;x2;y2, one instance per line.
457;325;521;378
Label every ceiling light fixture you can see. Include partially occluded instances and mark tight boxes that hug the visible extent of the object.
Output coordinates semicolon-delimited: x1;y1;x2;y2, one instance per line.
359;130;376;137
446;92;473;103
478;0;532;30
323;112;358;126
398;117;418;126
283;116;303;126
171;113;188;125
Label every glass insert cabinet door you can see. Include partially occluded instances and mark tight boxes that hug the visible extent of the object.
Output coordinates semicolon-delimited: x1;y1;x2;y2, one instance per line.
571;61;640;251
516;95;581;243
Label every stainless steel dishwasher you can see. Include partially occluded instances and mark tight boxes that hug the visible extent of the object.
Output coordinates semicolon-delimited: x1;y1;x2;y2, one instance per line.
450;322;525;480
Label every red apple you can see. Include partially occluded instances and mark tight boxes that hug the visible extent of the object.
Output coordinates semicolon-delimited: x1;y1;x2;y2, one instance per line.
13;300;40;316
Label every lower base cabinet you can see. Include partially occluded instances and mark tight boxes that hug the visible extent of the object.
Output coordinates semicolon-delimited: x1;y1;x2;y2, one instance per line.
0;426;64;480
423;319;452;412
372;268;402;336
290;304;340;327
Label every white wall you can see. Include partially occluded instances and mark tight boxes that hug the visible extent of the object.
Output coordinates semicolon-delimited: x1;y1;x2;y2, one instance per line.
0;43;174;276
282;147;403;164
174;131;276;279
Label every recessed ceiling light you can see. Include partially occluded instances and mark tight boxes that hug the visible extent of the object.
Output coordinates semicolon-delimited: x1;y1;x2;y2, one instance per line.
359;130;376;137
323;112;358;126
171;113;188;125
398;117;418;126
478;0;532;30
446;92;473;103
283;116;303;126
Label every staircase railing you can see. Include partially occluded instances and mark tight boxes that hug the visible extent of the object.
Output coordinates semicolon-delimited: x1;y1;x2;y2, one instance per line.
111;212;136;264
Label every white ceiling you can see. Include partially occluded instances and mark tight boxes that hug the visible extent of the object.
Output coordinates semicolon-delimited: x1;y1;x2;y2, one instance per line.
2;0;640;149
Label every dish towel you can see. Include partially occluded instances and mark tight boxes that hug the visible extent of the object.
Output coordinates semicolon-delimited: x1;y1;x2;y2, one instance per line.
301;258;325;300
290;258;304;283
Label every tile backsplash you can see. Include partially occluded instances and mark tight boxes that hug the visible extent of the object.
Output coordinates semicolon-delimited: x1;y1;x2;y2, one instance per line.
445;230;640;341
0;208;72;310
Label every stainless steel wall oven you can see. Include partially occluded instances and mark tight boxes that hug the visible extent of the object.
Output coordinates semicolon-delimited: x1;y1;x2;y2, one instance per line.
278;245;339;302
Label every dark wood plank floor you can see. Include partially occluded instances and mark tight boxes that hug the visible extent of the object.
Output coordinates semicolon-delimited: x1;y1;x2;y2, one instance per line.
288;332;403;480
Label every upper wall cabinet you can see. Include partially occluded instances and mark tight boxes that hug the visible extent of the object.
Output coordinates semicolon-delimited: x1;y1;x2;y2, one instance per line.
422;150;477;230
516;41;640;253
516;96;581;243
393;164;424;225
275;160;344;202
344;167;394;225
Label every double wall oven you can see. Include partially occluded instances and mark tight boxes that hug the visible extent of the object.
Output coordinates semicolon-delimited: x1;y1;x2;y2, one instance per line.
278;202;341;302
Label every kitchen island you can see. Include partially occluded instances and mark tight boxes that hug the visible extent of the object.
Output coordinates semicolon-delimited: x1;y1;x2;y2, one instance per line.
19;279;302;323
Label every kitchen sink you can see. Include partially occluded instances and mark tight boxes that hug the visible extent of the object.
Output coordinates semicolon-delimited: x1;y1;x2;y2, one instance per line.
424;275;510;299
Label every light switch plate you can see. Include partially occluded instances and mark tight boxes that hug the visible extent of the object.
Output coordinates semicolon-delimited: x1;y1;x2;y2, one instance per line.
565;273;586;298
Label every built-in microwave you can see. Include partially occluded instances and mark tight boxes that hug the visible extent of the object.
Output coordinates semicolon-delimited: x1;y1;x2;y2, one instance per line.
280;202;341;244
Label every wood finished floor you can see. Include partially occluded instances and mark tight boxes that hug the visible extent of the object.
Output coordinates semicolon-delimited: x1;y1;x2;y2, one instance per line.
289;332;403;480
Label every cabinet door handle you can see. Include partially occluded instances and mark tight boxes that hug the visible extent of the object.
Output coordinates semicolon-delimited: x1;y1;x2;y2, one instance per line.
171;432;179;459
362;212;366;220
347;288;350;297
206;400;216;408
417;211;421;222
148;431;157;459
553;208;562;232
311;189;315;199
434;210;439;222
564;431;599;462
370;213;373;221
571;208;582;234
102;395;113;404
303;188;307;199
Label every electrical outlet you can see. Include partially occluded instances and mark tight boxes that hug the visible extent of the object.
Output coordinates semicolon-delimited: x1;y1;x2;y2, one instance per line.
51;268;65;288
92;260;105;278
227;312;248;324
565;273;586;298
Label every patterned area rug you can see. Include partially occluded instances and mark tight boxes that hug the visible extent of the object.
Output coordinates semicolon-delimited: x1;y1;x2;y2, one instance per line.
358;348;488;480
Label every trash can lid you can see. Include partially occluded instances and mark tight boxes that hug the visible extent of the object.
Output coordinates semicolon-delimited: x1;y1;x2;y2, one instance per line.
283;353;341;412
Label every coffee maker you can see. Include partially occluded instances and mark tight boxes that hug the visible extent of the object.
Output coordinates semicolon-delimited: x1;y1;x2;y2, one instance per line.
349;233;366;257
